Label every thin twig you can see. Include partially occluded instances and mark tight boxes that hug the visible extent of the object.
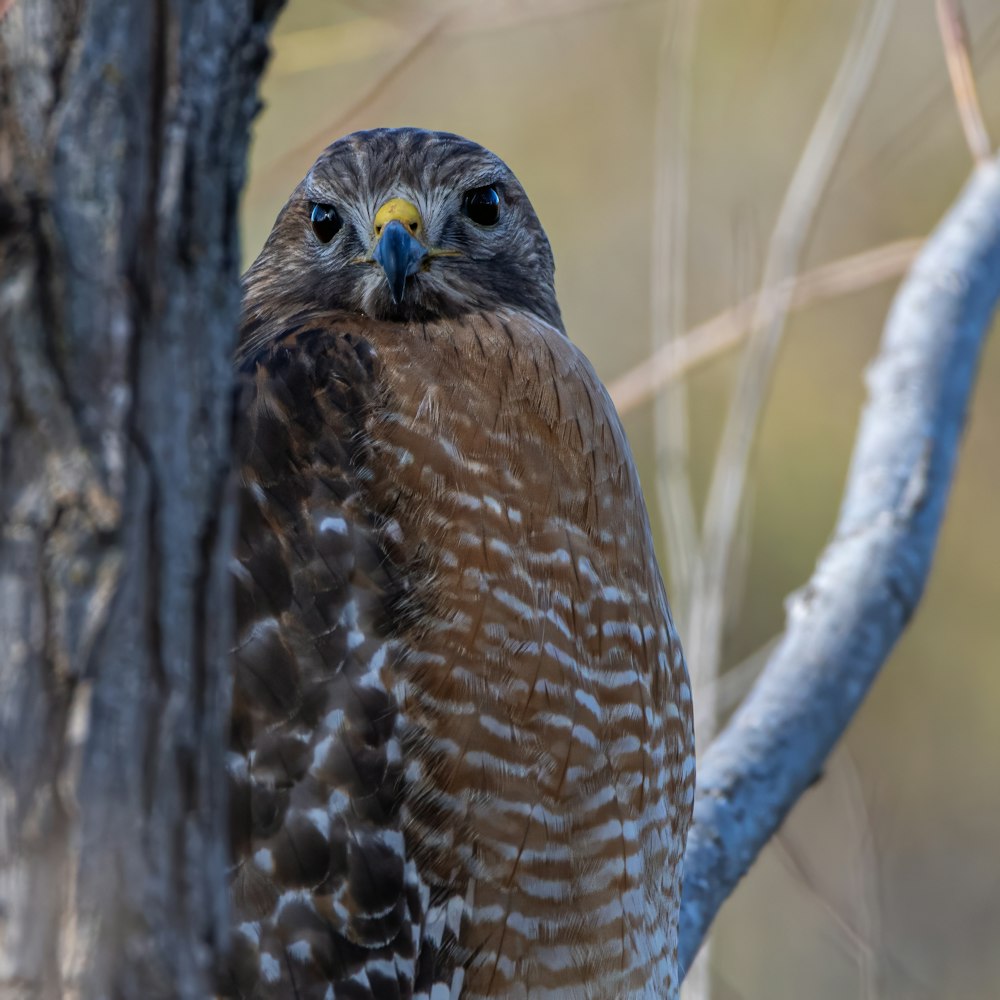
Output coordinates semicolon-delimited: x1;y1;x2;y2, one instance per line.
609;238;922;415
653;17;706;976
683;0;896;704
837;749;881;1000
769;748;882;998
448;0;659;35
266;0;662;80
773;814;933;998
831;6;1000;199
252;13;451;194
252;0;661;197
936;0;992;164
710;635;779;715
649;0;701;638
772;830;876;971
679;149;1000;976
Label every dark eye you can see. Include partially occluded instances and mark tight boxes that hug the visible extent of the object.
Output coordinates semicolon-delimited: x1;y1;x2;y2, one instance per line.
309;202;342;243
462;185;501;226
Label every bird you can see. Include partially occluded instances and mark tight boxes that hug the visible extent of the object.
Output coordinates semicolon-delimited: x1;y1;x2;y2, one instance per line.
224;127;694;1000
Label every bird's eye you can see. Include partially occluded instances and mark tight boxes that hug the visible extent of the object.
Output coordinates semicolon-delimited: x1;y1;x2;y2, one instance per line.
309;202;342;243
462;185;501;227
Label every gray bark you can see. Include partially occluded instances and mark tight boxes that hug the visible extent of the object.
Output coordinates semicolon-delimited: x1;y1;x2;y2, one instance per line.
679;151;1000;975
0;2;282;997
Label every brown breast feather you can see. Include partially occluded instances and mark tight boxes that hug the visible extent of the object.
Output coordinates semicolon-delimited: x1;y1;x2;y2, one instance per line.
224;310;694;999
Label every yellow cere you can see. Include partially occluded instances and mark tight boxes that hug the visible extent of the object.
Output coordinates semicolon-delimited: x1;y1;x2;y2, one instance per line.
374;198;423;239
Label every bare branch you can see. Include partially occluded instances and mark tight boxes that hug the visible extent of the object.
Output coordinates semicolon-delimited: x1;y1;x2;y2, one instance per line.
679;150;1000;975
936;0;992;164
609;238;922;414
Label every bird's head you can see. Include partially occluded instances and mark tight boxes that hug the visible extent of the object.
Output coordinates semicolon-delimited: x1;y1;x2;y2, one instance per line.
242;128;563;334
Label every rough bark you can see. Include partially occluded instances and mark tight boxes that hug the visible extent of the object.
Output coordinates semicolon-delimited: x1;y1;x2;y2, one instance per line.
0;2;282;997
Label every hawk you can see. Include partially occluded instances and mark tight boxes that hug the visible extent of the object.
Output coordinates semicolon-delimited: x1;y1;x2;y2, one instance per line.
225;128;694;1000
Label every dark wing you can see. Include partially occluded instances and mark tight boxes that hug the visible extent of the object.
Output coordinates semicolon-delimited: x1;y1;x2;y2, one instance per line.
220;323;447;1000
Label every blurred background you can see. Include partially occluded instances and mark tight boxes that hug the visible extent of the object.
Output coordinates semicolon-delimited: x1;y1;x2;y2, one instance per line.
242;2;1000;997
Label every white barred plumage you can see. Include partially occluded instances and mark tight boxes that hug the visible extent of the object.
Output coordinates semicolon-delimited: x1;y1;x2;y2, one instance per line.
223;129;694;999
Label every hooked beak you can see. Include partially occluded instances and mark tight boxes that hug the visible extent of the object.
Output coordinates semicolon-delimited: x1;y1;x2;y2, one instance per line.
373;219;428;304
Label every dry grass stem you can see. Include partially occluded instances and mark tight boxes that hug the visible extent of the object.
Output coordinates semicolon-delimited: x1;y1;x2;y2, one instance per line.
837;750;881;1000
609;237;922;414
651;9;706;994
708;636;779;715
649;0;701;627
772;750;890;998
255;12;451;193
771;822;933;997
773;829;879;981
682;0;897;700
267;0;659;80
936;0;993;164
257;0;660;192
449;0;658;35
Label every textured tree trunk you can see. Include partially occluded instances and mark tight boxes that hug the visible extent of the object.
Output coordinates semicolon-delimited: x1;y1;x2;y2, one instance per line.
0;2;282;996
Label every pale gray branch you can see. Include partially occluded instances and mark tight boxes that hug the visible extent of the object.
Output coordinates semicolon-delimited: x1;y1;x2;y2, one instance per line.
679;150;1000;974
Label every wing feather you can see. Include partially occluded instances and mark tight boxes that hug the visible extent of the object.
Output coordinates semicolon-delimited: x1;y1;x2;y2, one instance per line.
221;323;441;1000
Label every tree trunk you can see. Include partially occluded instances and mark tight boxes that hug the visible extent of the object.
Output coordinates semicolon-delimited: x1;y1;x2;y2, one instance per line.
0;2;282;996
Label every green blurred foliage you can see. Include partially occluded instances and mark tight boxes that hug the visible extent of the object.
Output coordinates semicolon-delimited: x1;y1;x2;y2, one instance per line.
243;2;1000;996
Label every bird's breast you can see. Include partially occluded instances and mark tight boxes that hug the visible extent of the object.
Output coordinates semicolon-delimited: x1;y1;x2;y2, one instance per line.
358;311;691;998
